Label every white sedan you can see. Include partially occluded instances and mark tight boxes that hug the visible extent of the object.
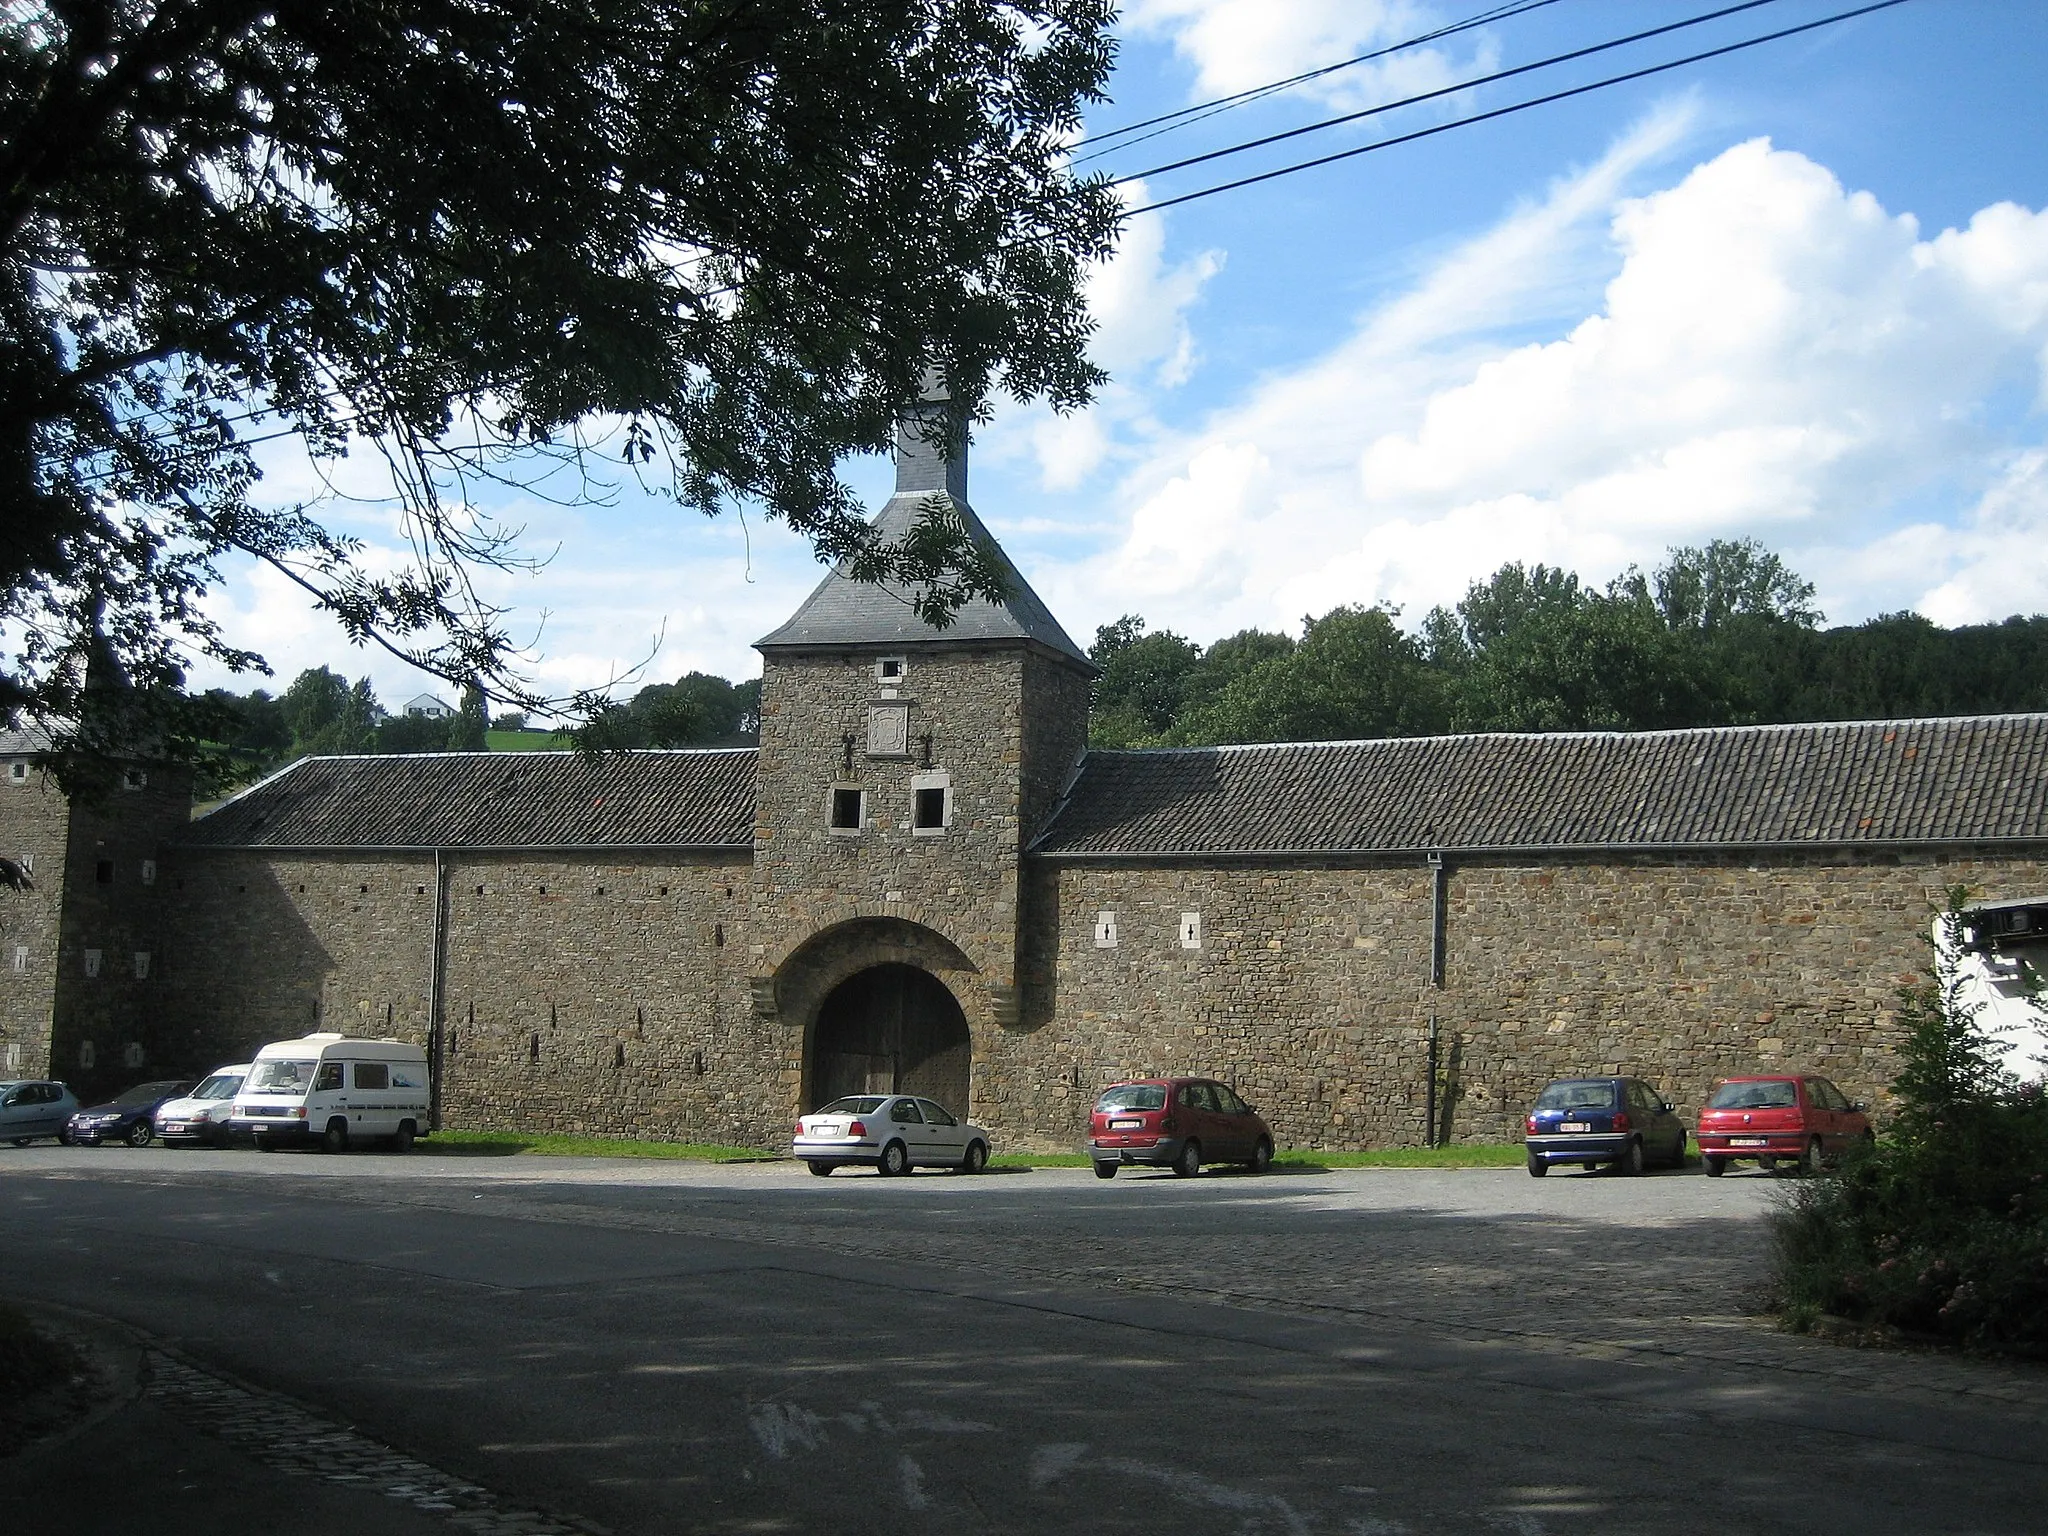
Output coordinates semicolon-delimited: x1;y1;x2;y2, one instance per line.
795;1095;990;1176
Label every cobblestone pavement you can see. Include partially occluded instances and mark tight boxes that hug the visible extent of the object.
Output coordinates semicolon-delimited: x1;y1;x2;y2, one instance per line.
144;1348;603;1536
28;1147;2047;1418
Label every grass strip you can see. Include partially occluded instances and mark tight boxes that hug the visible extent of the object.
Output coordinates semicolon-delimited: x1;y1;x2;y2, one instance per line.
428;1130;768;1161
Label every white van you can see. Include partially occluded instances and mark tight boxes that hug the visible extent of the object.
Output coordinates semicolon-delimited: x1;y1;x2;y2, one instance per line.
232;1034;431;1153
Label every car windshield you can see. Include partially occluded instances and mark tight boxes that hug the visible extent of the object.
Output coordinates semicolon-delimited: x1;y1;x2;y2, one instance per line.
816;1096;886;1115
248;1059;316;1093
192;1073;244;1100
1096;1085;1167;1113
114;1081;185;1106
1709;1080;1799;1109
1533;1080;1617;1111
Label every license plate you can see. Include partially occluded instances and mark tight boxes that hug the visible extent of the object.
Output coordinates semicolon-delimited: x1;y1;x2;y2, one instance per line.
1558;1122;1590;1133
1110;1118;1142;1130
1730;1136;1767;1147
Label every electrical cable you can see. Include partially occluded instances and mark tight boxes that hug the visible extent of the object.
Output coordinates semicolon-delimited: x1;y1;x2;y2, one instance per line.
1112;0;1789;188
1128;0;1915;215
1073;0;1565;165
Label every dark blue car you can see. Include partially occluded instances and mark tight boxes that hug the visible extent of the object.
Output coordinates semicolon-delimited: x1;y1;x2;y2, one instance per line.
1524;1076;1687;1176
66;1079;193;1147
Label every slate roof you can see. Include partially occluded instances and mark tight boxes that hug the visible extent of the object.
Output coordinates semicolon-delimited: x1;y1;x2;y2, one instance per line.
754;490;1092;667
177;750;756;850
1032;716;2048;858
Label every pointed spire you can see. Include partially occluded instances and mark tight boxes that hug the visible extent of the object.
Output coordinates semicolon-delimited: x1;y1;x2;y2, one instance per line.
893;369;967;501
755;375;1091;669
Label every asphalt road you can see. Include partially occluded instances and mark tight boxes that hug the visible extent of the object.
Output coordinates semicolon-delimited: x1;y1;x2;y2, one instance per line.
3;1146;2045;1535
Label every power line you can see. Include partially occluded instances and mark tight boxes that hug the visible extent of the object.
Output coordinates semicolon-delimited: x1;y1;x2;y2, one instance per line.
1073;0;1565;165
1113;0;1789;188
1129;0;1915;216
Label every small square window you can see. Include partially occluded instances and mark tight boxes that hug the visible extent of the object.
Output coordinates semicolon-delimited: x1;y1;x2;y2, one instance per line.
1094;912;1118;949
95;859;114;885
83;948;103;978
876;656;906;683
8;761;25;782
122;768;146;790
914;786;946;830
829;786;865;833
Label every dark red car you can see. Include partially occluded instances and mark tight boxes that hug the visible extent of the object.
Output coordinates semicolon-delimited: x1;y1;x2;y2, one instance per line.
1087;1077;1274;1179
1697;1074;1872;1176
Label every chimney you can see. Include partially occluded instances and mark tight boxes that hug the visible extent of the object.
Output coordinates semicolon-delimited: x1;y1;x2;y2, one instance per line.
893;370;968;502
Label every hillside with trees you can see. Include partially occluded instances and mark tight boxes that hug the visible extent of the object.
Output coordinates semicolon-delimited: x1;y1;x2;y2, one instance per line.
1088;540;2048;747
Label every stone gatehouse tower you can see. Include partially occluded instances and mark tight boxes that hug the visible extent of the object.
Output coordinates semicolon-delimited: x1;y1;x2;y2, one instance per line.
749;387;1093;1119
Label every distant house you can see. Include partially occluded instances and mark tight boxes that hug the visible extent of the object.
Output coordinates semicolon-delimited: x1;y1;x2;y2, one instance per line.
404;694;454;719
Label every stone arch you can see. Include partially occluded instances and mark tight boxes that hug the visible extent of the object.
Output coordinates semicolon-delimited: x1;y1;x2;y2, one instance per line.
809;964;971;1110
772;917;982;1113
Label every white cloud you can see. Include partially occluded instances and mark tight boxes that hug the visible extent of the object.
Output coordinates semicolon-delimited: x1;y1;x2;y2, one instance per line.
1122;0;1488;111
1053;127;2048;643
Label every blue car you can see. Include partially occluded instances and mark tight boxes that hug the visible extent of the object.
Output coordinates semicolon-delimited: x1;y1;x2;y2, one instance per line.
66;1079;194;1147
1524;1076;1687;1176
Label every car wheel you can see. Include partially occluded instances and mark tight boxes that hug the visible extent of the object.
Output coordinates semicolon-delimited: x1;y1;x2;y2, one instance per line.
1092;1160;1118;1179
391;1120;416;1154
1670;1130;1688;1169
1802;1137;1826;1177
878;1139;909;1177
959;1139;988;1174
125;1118;153;1148
1616;1138;1644;1176
1527;1154;1548;1178
322;1119;349;1155
1758;1155;1781;1175
1246;1137;1274;1174
1702;1154;1726;1177
806;1159;837;1177
58;1126;75;1146
1172;1141;1202;1178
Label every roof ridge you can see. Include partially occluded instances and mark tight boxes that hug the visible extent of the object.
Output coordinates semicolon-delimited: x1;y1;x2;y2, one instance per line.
1083;713;2048;757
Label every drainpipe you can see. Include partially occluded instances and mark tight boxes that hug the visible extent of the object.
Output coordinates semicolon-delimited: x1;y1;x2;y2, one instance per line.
427;847;449;1132
1427;851;1447;1147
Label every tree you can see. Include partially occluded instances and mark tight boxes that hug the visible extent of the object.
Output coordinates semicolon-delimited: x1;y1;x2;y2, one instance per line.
1090;620;1203;746
2;2;1120;776
1176;606;1446;745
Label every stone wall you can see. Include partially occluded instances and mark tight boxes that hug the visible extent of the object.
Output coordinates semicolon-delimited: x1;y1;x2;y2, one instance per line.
995;850;2048;1151
0;762;69;1080
46;768;190;1099
159;847;768;1143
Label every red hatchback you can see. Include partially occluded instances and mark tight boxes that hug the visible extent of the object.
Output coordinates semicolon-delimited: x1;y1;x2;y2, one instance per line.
1696;1074;1872;1177
1087;1077;1274;1179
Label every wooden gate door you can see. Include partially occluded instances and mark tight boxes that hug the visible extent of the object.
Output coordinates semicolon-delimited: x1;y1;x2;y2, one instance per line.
809;964;970;1111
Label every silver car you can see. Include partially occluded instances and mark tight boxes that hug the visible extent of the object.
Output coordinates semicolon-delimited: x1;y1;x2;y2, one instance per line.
795;1095;990;1177
0;1080;81;1146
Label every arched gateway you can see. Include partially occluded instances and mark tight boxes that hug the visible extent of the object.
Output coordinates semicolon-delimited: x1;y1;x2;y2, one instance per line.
808;963;970;1111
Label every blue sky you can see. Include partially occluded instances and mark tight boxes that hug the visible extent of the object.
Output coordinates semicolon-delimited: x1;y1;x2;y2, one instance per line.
205;0;2048;708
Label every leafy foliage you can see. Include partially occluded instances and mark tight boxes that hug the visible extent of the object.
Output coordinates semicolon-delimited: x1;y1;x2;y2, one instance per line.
1773;891;2048;1352
1089;540;2048;747
3;1;1119;779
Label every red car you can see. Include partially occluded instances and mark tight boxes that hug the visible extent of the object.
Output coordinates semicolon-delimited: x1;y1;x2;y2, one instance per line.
1087;1077;1274;1178
1696;1074;1872;1177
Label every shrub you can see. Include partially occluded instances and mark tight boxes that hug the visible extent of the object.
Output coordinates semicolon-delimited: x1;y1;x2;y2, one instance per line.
1772;890;2048;1351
